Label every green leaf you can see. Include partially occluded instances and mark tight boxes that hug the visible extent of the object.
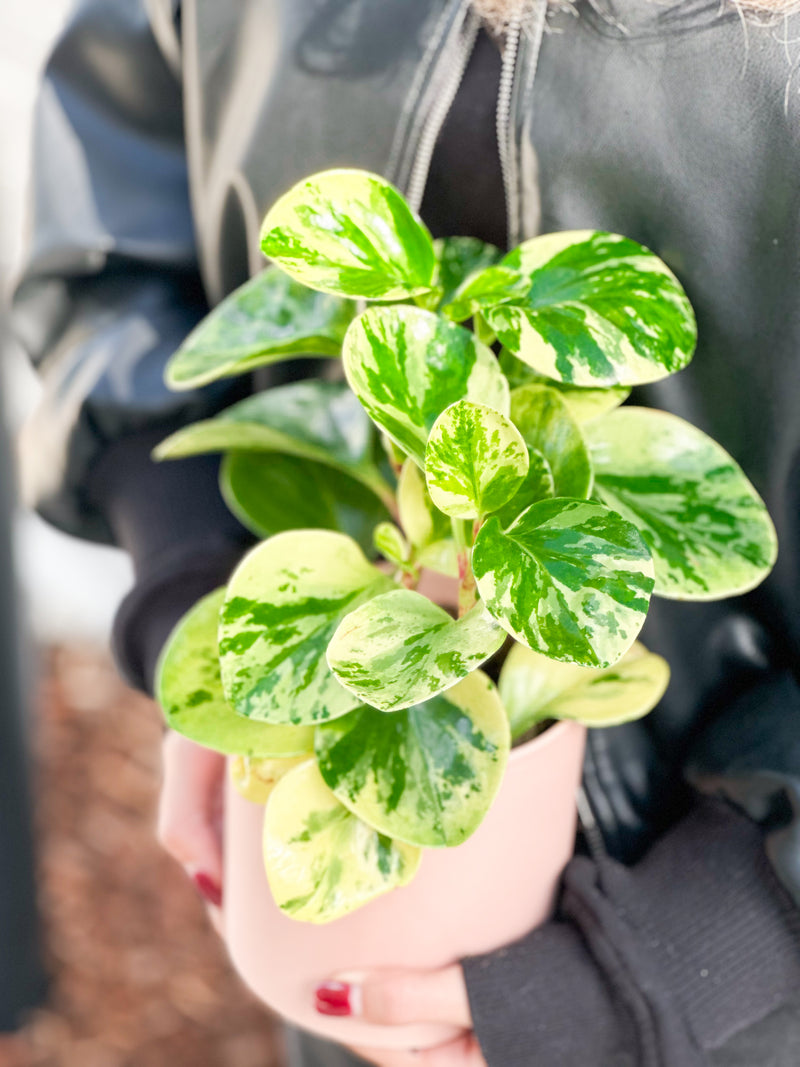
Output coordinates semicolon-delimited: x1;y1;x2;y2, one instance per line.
476;231;697;387
220;452;389;552
263;760;421;923
442;265;529;323
498;350;630;421
498;640;669;740
230;754;311;803
156;589;315;757
315;671;509;848
164;269;354;390
493;448;555;528
373;522;411;567
398;460;451;548
417;541;460;577
424;400;529;519
327;589;506;711
343;306;509;467
509;385;593;499
219;532;394;725
473;499;655;668
433;237;503;310
154;381;390;502
585;408;778;599
260;169;435;300
396;460;458;575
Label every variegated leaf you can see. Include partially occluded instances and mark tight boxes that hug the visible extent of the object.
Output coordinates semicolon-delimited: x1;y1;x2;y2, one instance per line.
156;589;315;757
230;754;311;804
475;231;696;387
219;532;394;725
509;385;593;499
263;760;421;923
164;269;354;390
260;169;435;300
343;306;509;467
154;381;391;503
473;499;655;667
498;350;630;421
585;408;778;599
315;671;509;848
433;237;503;310
220;452;388;551
327;589;506;711
493;447;555;528
424;401;529;519
498;640;669;740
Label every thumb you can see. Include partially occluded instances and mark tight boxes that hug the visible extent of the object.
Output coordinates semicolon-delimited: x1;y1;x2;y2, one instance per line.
316;966;472;1028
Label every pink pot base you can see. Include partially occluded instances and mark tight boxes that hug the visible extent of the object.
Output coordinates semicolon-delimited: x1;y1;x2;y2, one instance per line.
223;720;586;1049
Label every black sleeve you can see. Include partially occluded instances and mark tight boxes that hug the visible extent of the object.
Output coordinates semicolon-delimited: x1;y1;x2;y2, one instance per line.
10;0;256;692
463;797;800;1066
10;0;245;546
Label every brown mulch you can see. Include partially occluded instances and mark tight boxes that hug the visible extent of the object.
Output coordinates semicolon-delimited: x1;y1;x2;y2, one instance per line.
6;646;285;1067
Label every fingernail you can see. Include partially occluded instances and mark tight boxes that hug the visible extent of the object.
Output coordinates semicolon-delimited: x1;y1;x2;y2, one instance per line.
315;981;353;1017
191;870;222;908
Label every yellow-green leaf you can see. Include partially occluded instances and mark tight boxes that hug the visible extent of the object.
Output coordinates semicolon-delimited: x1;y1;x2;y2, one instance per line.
156;589;315;757
498;640;669;740
316;671;509;847
261;169;435;300
263;760;421;923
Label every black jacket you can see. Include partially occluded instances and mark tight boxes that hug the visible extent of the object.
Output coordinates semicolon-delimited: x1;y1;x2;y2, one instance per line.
12;1;800;1062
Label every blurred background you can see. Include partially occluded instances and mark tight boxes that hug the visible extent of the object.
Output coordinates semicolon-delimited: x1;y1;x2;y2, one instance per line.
1;7;283;1064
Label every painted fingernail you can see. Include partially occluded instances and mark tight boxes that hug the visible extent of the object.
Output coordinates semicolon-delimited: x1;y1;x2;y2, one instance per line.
315;981;353;1016
191;871;222;908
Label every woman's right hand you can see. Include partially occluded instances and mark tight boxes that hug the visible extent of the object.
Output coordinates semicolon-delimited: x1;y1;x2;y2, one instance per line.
157;732;226;920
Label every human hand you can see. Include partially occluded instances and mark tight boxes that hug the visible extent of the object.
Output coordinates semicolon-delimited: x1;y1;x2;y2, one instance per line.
314;967;487;1067
157;732;225;915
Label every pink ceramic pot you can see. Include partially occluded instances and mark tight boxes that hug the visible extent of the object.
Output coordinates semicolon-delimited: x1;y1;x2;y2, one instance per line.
223;720;586;1050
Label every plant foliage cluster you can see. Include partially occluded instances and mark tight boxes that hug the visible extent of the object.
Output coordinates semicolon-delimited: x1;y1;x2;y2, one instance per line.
155;170;777;923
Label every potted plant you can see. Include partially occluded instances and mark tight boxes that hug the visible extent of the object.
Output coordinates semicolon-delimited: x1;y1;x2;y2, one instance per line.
154;169;777;1048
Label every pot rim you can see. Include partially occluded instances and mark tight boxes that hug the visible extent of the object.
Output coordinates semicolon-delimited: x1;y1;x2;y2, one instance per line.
508;717;583;765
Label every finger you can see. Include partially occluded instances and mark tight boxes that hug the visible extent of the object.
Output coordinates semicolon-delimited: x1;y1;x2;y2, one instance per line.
349;1034;486;1067
315;966;472;1028
157;732;225;895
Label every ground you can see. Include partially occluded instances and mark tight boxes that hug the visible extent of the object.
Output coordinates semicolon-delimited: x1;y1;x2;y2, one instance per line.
4;646;284;1067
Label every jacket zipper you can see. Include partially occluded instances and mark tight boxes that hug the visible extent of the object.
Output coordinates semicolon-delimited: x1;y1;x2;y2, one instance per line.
496;1;548;247
391;0;481;214
391;1;549;247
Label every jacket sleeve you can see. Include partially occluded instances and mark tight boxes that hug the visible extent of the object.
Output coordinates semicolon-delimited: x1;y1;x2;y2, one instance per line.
11;0;253;688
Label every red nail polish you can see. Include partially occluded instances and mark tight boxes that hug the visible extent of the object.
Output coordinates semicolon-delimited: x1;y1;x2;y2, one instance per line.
192;871;222;908
315;981;352;1017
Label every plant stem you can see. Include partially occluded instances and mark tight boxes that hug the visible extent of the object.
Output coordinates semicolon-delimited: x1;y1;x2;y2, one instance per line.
452;517;477;618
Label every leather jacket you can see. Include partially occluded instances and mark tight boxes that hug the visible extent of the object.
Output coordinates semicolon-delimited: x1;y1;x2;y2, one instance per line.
11;0;800;1058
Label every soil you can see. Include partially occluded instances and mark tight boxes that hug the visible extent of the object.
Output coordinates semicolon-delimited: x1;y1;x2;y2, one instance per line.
5;646;286;1067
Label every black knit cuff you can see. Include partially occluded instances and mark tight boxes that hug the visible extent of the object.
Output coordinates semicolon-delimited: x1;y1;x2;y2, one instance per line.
86;427;254;692
464;912;639;1065
597;798;800;1052
463;798;800;1067
86;427;252;575
111;543;246;694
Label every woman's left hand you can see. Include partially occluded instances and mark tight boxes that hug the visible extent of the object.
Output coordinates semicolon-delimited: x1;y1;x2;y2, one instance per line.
313;965;487;1066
